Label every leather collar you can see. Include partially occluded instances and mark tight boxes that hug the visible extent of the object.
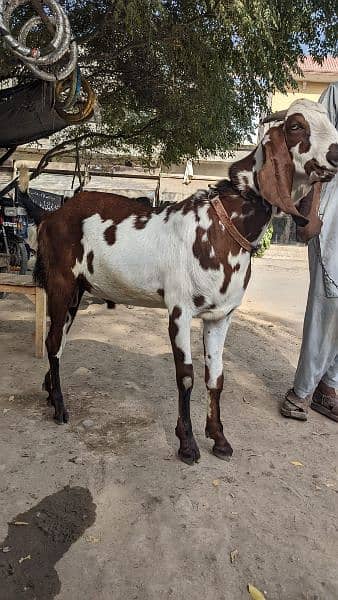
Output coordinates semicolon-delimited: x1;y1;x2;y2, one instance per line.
210;195;254;254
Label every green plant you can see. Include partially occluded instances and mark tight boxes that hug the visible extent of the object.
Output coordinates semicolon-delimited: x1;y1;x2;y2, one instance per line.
254;224;273;258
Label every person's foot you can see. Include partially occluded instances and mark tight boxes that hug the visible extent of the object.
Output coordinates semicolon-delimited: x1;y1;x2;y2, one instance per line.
280;389;309;421
311;381;338;422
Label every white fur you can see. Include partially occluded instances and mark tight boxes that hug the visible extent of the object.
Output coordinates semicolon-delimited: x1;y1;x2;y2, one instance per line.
72;204;249;322
56;313;71;359
287;99;338;177
236;169;259;194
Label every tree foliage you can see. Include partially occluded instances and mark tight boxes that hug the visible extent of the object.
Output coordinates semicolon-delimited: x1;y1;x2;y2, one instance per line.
1;1;337;163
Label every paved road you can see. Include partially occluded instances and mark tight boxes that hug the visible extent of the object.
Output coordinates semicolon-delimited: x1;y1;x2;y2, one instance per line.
242;244;309;335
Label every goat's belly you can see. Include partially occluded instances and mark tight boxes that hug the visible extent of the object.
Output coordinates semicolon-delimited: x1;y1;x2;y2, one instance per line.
85;268;165;308
72;213;167;308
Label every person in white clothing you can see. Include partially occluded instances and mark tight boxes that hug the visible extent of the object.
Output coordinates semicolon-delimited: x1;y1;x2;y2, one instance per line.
281;81;338;422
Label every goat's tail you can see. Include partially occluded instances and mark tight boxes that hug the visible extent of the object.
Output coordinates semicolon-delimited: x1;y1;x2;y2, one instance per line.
17;164;46;226
17;165;48;289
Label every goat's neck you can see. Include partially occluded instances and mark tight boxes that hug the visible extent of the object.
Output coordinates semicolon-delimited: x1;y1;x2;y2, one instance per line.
218;150;272;244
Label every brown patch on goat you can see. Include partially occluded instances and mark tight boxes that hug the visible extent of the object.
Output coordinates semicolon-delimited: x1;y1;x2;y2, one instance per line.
87;251;94;274
303;158;332;180
169;305;193;386
243;263;251;289
192;225;221;271
229;150;256;193
284;113;311;154
219;260;243;295
134;213;152;229
163;194;205;223
193;295;205;307
104;224;116;245
192;203;249;296
215;182;272;244
204;371;233;458
78;274;92;293
169;306;198;463
169;306;183;360
157;288;165;298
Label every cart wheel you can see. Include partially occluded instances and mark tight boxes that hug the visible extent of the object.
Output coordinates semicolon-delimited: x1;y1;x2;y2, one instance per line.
8;240;28;275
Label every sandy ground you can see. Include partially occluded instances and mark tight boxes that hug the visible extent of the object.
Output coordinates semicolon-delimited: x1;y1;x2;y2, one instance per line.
0;244;337;600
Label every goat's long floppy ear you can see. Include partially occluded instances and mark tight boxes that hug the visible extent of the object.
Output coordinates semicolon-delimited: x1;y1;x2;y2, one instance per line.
257;125;307;222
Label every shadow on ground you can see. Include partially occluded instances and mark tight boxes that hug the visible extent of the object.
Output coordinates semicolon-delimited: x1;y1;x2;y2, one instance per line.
0;487;96;600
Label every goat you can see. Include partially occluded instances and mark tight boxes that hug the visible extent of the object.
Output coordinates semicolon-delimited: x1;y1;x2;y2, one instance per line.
19;99;338;464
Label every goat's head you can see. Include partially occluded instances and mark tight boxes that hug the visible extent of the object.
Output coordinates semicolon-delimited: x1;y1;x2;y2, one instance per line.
284;99;338;180
230;98;338;223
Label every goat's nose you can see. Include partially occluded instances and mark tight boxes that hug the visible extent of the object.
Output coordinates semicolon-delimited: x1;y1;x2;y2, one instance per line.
327;143;338;168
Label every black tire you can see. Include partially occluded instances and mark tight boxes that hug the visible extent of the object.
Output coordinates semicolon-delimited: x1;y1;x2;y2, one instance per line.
16;241;28;275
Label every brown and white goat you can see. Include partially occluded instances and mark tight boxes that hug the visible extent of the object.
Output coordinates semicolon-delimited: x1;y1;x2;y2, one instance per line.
19;99;338;464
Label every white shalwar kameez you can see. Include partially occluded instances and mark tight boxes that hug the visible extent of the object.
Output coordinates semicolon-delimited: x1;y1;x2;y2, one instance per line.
293;81;338;398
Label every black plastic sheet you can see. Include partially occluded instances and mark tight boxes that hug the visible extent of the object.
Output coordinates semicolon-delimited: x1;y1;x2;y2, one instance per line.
29;187;63;211
0;80;68;147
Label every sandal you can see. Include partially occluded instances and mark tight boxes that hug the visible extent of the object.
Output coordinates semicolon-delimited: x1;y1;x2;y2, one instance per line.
311;389;338;422
280;389;309;421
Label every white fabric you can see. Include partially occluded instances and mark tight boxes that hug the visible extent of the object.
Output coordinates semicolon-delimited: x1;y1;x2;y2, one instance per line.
183;159;193;184
319;175;338;297
293;240;338;397
292;81;338;395
317;80;338;298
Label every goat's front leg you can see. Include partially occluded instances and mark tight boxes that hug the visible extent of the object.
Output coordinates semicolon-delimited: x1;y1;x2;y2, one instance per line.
203;317;233;460
169;306;199;465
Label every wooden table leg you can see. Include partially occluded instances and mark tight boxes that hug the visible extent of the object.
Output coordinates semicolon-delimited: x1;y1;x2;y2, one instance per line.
35;286;46;358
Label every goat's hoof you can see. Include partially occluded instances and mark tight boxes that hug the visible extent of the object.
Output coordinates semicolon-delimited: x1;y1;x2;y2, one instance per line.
212;443;233;461
178;439;200;465
54;408;69;424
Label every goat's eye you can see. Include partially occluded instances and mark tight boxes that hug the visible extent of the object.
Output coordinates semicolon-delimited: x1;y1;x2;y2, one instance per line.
290;123;302;130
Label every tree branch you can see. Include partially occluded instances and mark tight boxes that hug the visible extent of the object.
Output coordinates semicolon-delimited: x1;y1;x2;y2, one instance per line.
30;117;160;181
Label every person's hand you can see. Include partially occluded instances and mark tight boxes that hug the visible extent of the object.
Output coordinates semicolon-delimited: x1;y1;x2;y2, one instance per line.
297;216;322;242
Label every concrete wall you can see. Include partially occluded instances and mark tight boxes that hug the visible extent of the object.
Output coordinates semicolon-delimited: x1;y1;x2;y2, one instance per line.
271;81;328;112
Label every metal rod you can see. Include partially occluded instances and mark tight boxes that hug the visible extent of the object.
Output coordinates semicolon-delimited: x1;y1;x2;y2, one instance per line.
0;147;17;167
31;0;55;36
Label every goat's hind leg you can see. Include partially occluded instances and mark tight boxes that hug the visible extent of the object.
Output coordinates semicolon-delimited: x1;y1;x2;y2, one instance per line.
44;284;83;424
203;317;233;460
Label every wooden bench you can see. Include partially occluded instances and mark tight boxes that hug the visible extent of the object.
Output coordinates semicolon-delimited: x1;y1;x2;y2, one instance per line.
0;273;46;358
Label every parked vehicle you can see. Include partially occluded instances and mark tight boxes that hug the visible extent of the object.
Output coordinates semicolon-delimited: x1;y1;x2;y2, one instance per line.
0;195;29;276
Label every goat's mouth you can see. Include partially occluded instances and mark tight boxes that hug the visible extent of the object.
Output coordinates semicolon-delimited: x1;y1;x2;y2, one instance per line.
305;159;337;183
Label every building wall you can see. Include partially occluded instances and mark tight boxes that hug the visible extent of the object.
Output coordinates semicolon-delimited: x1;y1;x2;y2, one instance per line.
271;81;328;112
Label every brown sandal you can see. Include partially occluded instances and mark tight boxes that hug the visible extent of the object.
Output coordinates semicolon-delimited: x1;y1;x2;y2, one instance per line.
311;390;338;422
280;389;309;421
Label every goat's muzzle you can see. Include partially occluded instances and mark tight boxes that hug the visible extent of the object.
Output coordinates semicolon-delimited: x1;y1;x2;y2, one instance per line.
305;158;338;184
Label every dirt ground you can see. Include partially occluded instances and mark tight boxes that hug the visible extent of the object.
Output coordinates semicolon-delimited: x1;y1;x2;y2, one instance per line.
0;244;337;600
